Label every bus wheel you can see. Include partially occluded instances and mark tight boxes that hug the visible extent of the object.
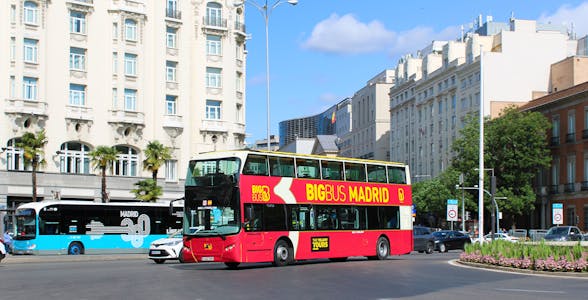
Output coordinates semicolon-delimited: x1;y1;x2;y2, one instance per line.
225;262;240;269
375;237;389;260
273;239;293;267
68;242;84;255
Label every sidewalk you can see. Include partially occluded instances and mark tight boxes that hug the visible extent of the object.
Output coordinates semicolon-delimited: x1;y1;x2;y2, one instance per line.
1;253;146;264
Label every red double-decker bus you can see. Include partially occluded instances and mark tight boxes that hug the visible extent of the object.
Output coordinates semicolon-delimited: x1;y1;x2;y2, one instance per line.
181;150;412;268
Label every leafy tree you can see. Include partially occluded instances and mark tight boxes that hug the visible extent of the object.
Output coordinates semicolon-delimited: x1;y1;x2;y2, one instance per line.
132;179;162;202
143;140;172;186
16;130;48;202
451;106;551;222
89;146;119;202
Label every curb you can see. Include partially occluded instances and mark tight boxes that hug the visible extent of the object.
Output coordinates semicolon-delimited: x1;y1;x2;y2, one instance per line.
1;254;146;265
453;259;588;278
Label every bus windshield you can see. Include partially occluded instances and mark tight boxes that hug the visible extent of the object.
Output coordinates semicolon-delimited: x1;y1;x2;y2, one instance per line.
184;157;241;237
14;208;36;240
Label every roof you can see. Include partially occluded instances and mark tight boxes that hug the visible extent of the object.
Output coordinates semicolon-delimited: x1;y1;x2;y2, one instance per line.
315;135;339;152
519;80;588;111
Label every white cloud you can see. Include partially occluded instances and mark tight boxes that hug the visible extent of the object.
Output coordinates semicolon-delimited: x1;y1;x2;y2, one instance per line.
302;14;396;54
538;2;588;36
319;92;338;103
301;13;460;57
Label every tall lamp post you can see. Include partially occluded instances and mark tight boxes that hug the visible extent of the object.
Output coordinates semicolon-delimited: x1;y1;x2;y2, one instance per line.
234;0;298;151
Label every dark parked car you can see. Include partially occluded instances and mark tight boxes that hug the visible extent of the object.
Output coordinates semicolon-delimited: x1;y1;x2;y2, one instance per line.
544;226;583;241
413;226;434;254
432;230;471;252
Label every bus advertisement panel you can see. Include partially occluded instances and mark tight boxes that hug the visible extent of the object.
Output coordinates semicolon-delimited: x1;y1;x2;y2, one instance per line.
182;150;412;268
12;200;182;255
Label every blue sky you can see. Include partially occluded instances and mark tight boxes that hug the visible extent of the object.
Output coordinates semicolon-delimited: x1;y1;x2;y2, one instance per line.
242;1;588;145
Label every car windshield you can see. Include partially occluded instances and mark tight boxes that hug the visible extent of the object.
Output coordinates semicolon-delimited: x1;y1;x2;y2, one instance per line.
14;208;36;240
547;227;568;235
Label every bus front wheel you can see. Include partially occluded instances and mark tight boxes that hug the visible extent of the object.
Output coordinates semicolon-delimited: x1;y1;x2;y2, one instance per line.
273;239;293;267
68;242;84;255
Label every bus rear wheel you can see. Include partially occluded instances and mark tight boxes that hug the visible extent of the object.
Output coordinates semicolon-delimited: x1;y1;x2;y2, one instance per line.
68;242;84;255
375;236;389;260
273;239;293;267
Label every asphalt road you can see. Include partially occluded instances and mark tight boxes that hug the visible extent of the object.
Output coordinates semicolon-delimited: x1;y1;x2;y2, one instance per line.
0;251;586;300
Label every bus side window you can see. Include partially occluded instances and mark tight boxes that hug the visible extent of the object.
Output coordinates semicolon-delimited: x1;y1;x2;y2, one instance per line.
295;158;320;179
344;162;366;182
321;160;342;180
269;156;295;177
243;155;268;176
387;166;407;184
367;165;387;183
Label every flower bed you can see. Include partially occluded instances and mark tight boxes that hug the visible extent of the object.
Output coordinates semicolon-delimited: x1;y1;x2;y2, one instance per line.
459;240;588;272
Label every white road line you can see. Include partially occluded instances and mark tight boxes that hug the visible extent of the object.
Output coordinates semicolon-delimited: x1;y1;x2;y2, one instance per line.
495;288;565;294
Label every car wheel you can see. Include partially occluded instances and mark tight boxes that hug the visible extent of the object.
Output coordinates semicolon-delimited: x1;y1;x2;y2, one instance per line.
154;259;165;264
438;243;447;253
425;242;434;254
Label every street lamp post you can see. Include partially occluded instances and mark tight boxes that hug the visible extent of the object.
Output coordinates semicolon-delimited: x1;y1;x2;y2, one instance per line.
234;0;298;151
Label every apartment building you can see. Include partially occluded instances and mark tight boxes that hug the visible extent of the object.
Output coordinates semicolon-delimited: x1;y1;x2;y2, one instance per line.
389;17;578;178
520;56;588;229
0;0;247;207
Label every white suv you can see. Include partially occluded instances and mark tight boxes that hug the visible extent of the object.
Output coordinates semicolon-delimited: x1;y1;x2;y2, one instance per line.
148;230;184;264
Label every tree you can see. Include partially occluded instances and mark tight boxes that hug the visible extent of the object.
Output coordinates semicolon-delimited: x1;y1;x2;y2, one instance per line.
89;146;119;202
143;140;172;186
451;106;551;222
16;130;48;202
131;179;162;202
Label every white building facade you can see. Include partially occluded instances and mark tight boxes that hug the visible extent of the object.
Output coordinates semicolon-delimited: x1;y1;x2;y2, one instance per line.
0;0;247;206
390;18;578;178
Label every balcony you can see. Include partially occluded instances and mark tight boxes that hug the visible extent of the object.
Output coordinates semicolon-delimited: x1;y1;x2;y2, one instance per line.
65;105;93;122
201;120;228;133
564;183;575;193
565;133;575;143
165;8;181;19
583;129;588;140
162;114;183;129
234;20;246;37
549;184;559;194
550;136;560;146
5;98;49;117
203;17;227;32
108;110;145;125
581;181;588;191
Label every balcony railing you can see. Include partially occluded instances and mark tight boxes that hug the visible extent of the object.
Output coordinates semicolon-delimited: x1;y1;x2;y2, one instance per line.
108;110;145;125
204;17;227;29
583;129;588;139
549;185;559;194
166;9;181;19
5;98;49;116
550;136;560;146
234;20;246;33
581;181;588;191
564;183;575;193
565;133;575;143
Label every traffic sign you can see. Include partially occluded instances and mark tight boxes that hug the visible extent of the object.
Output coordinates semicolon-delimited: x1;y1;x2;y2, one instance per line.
447;199;458;222
552;203;563;225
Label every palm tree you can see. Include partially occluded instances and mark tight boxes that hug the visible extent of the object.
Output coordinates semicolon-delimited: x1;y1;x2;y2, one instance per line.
131;179;162;202
16;130;48;202
143;140;172;186
89;146;119;202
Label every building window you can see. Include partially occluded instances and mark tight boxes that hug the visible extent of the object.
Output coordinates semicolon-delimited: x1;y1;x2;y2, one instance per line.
166;0;178;18
10;76;16;98
23;1;38;25
112;22;118;40
206;35;221;56
125;19;137;41
206;67;222;88
166;61;177;82
165;95;177;115
206;100;221;120
112;88;117;108
567;154;576;184
165;159;178;181
23;77;37;100
112;52;118;73
69;84;86;106
124;53;137;76
23;38;38;63
113;146;138;177
70;11;86;34
124;89;137;111
10;5;16;24
166;26;177;48
567;112;576;143
69;47;86;71
206;2;223;27
58;142;91;174
5;138;27;171
10;37;16;61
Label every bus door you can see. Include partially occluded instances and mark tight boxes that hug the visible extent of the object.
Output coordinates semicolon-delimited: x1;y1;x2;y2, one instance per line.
243;204;267;261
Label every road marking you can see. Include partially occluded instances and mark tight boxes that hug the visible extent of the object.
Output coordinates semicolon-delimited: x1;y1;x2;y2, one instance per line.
495;288;565;294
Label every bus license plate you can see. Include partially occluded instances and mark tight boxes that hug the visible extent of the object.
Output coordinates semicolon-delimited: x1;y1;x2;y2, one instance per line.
201;256;214;262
